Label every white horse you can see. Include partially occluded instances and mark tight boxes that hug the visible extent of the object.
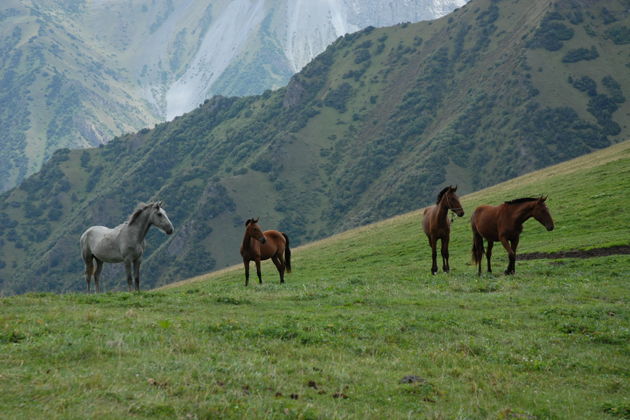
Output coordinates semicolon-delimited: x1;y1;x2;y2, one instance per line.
80;201;174;292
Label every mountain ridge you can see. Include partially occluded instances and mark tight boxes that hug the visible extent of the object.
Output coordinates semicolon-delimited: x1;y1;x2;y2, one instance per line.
0;0;629;295
0;0;464;192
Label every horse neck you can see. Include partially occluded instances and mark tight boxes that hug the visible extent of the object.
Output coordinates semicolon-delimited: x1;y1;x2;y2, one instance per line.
511;202;536;227
127;210;153;243
242;229;253;253
436;195;451;222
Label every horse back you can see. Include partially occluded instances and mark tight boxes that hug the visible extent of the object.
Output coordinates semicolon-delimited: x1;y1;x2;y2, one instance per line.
81;225;125;262
471;205;502;241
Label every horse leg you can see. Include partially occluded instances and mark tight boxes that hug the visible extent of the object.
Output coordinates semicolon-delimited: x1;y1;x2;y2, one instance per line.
471;226;484;276
499;237;516;275
486;241;494;273
272;255;285;284
441;236;450;273
429;237;438;275
94;258;103;293
133;259;141;292
124;260;133;291
84;256;94;293
243;260;250;286
255;258;262;284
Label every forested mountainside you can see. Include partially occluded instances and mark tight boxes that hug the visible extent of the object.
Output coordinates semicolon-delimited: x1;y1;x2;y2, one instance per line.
1;0;628;294
0;1;158;192
0;0;464;192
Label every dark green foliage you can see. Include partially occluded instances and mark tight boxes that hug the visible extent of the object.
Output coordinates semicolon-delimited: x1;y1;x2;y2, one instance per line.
324;83;352;113
566;10;584;25
0;212;17;229
605;25;630;44
519;105;609;165
80;151;90;168
354;49;371;64
602;75;625;103
562;46;599;63
250;157;273;173
588;94;621;135
528;13;574;51
569;75;597;96
476;4;499;27
600;7;618;25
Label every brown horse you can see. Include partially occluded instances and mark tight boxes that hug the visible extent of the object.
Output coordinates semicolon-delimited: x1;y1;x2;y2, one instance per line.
471;196;554;275
422;185;465;274
240;218;291;286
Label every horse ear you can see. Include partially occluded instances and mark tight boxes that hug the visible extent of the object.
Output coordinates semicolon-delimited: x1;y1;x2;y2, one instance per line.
245;219;251;226
254;217;259;223
541;195;548;202
452;185;457;192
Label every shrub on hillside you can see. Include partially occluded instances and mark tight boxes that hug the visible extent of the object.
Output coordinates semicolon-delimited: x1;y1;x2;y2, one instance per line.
562;46;599;63
587;94;621;135
568;75;597;96
527;13;574;51
324;83;353;113
605;25;630;44
602;75;626;103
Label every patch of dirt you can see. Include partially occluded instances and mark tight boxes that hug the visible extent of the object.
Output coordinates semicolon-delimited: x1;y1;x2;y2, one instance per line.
518;245;630;260
399;375;426;384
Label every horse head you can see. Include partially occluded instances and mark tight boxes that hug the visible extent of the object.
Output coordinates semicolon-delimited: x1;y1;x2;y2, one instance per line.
245;217;266;244
445;185;465;217
150;202;174;235
533;196;554;231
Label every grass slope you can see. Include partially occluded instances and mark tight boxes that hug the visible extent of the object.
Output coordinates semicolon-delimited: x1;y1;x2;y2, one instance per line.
1;142;628;419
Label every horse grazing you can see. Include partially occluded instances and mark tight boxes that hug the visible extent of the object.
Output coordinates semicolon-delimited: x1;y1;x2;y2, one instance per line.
422;185;465;274
80;201;174;292
240;218;291;286
471;196;554;275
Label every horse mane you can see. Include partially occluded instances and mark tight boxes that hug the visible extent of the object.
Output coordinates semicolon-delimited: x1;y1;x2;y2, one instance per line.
504;197;538;205
436;186;451;204
128;202;158;225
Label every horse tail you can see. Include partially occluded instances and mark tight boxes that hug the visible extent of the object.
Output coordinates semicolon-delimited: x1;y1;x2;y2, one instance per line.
471;222;484;266
282;233;292;273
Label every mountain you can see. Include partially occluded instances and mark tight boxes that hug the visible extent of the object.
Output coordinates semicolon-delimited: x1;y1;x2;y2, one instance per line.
0;0;629;295
0;0;160;192
0;0;464;193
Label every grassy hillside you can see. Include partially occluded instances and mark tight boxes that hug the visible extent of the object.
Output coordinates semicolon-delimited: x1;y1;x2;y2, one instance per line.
1;0;630;294
1;142;629;419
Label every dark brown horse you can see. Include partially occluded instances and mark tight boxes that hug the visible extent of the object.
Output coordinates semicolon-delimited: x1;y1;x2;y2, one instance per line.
240;218;291;286
422;185;465;274
471;196;554;275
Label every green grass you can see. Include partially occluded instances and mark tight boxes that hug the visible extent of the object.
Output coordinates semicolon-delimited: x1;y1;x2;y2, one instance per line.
1;143;629;419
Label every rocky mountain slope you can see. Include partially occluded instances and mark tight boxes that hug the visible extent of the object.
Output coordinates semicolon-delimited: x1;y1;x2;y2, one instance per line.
0;0;464;192
0;0;628;294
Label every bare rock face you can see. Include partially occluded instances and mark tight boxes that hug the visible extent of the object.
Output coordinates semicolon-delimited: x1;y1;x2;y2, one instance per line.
142;0;469;118
283;78;306;109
